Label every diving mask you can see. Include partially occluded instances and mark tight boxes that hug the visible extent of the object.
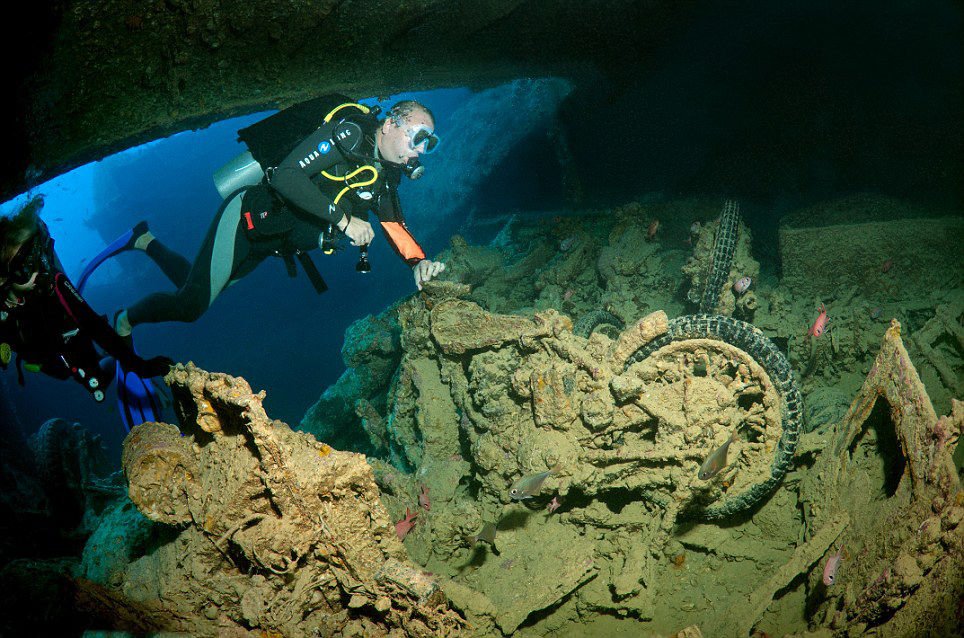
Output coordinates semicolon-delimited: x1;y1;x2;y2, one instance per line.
407;125;439;154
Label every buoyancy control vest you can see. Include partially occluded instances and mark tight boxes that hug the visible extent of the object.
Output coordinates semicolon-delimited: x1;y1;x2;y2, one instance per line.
218;96;381;294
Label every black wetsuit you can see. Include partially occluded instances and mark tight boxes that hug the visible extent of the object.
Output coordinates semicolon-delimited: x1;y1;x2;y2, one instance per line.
0;222;170;397
126;104;427;328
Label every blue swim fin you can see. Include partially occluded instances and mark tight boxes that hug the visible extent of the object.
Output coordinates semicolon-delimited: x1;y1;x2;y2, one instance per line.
76;221;147;293
115;354;162;432
78;222;161;430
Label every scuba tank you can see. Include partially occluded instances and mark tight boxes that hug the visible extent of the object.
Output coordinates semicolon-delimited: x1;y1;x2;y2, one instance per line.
212;150;264;200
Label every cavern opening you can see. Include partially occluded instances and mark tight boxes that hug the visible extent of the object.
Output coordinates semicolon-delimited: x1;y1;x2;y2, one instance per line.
848;397;907;499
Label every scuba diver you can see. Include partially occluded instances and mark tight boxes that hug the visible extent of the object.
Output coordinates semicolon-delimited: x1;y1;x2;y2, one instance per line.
0;196;173;429
102;95;447;341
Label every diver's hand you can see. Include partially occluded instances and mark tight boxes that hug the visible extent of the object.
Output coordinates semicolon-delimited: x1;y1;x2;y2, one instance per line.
4;272;38;307
340;217;374;247
413;260;445;290
11;271;38;293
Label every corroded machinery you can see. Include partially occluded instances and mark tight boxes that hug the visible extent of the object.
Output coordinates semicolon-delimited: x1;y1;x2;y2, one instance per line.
797;320;962;636
623;312;803;519
115;363;463;637
425;294;799;522
63;195;959;637
698;200;741;313
684;199;760;320
354;282;804;631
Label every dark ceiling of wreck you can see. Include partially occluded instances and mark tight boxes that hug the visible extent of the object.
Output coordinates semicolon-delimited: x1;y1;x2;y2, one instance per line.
1;0;696;201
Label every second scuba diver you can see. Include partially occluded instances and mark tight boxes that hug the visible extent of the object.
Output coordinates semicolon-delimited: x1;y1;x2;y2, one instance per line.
0;196;172;427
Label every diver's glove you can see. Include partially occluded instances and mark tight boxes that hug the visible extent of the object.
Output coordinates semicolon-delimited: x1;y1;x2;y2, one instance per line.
413;259;445;290
338;215;375;247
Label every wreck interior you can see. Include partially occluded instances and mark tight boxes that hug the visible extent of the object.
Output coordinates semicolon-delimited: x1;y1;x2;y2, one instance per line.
1;1;962;637
4;1;961;207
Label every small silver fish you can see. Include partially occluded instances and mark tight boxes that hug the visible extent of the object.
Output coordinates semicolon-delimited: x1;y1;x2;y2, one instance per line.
509;464;562;500
470;522;498;546
823;544;845;586
733;276;752;295
698;430;740;480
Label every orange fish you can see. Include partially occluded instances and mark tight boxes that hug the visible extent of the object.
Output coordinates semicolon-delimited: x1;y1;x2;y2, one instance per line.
647;219;660;240
808;303;829;338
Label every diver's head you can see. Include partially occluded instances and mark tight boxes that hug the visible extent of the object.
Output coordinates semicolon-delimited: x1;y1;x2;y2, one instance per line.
376;100;438;167
0;195;42;274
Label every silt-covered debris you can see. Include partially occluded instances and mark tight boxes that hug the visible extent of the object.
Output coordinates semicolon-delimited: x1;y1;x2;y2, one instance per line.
302;196;961;637
2;195;959;637
92;362;464;637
